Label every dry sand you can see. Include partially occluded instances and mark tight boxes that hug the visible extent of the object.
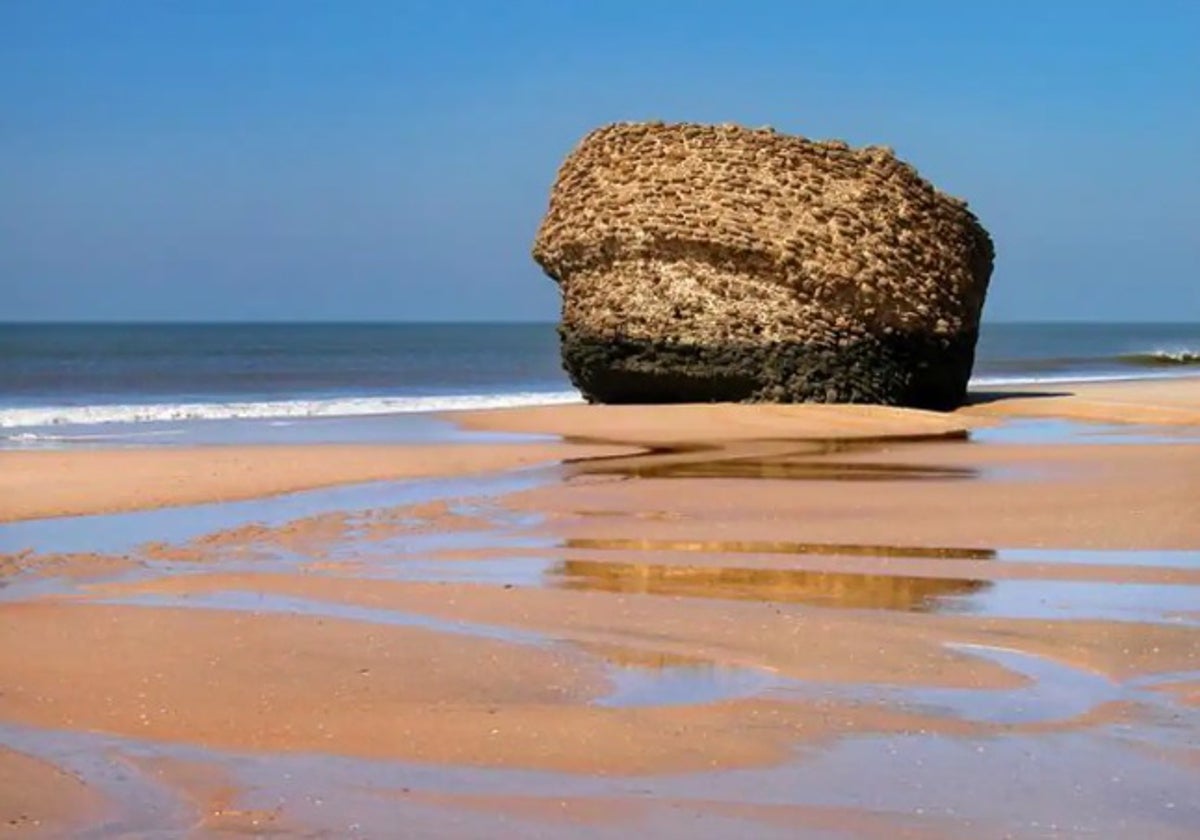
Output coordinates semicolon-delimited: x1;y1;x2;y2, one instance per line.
965;375;1200;425
454;401;977;445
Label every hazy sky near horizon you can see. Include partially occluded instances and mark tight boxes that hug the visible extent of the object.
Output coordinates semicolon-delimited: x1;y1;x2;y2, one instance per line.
3;1;1198;322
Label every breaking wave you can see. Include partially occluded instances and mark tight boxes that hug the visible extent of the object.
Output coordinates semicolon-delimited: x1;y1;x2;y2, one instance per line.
1117;349;1200;367
0;391;583;430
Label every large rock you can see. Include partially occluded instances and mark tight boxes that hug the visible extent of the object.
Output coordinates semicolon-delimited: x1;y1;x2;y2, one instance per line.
532;122;994;410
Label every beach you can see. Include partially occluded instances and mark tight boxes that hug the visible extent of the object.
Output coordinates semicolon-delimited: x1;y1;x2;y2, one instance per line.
2;376;1199;837
8;0;1199;833
0;441;634;522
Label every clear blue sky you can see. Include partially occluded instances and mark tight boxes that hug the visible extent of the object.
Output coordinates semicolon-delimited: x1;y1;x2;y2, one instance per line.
3;1;1197;322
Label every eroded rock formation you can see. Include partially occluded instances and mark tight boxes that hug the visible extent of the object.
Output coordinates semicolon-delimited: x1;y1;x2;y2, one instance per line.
533;122;994;409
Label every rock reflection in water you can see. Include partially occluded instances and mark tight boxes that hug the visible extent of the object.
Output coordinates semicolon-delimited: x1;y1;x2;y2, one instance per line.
566;435;976;482
563;537;996;561
578;457;975;482
552;559;988;612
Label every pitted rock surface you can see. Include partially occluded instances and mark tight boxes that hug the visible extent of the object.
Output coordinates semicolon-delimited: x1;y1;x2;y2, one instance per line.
533;122;994;409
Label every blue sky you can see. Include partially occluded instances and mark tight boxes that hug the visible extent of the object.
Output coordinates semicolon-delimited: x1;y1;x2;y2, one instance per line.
2;1;1197;322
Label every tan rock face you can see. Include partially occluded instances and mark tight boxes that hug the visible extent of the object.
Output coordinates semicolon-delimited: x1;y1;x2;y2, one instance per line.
533;122;994;409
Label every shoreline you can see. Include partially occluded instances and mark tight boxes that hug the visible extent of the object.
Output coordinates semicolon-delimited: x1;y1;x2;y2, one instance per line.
1;376;1198;523
3;369;1198;440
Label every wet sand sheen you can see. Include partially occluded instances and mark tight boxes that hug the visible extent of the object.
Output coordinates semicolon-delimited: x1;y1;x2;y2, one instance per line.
62;571;1200;683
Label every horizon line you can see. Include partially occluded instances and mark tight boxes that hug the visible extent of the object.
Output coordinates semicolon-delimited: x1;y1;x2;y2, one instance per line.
1;318;1196;327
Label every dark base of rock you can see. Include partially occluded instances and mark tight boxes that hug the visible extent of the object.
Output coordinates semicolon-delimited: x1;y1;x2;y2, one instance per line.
560;329;978;411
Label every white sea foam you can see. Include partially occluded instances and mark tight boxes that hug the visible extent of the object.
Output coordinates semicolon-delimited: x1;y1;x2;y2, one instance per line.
4;430;184;442
969;370;1197;387
0;391;583;430
1117;347;1200;366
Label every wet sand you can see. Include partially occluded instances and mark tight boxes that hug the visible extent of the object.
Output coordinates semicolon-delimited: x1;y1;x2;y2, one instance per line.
1;379;1199;837
0;747;103;836
0;441;632;522
526;439;1200;549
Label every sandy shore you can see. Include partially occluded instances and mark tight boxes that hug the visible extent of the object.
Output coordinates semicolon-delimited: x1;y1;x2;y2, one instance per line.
455;377;1200;441
5;377;1196;524
2;377;1199;835
451;377;1200;550
964;375;1200;425
0;441;633;522
454;401;977;445
530;438;1200;549
0;403;976;523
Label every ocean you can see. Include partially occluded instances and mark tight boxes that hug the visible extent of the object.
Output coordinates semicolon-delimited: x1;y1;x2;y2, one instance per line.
1;321;1197;446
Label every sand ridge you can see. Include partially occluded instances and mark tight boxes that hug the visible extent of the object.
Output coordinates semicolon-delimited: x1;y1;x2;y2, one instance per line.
0;441;635;522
